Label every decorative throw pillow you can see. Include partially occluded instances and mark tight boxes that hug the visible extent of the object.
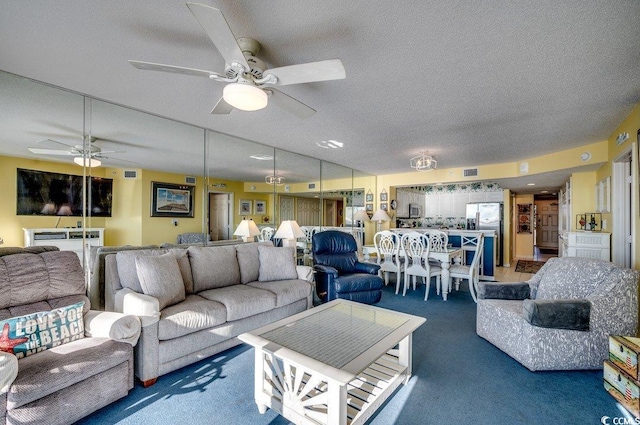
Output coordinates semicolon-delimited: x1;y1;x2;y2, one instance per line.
258;245;298;282
135;253;186;310
0;301;85;359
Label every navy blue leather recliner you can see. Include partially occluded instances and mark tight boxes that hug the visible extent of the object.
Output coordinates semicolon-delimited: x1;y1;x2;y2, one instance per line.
312;230;383;304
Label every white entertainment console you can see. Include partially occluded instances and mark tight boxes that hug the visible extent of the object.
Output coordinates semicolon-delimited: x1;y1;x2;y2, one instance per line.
23;228;105;261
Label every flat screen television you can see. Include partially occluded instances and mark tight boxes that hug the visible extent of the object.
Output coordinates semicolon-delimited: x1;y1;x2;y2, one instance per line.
16;168;113;217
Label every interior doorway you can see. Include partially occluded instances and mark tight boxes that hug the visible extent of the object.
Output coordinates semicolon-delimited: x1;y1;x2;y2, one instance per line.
209;192;233;241
612;144;634;268
534;197;559;254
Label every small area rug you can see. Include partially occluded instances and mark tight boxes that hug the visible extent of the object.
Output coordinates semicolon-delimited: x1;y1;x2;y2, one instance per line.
514;260;546;273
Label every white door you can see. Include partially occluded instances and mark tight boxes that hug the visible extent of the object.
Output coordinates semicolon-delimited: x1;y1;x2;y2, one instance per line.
612;145;633;268
535;200;559;249
209;192;231;241
279;196;295;221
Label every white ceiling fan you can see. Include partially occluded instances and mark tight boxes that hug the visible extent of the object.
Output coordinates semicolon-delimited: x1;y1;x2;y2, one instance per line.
129;3;346;119
28;138;131;167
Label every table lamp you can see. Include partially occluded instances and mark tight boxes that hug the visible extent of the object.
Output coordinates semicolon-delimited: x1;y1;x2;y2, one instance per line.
371;209;391;232
274;220;305;248
233;218;260;242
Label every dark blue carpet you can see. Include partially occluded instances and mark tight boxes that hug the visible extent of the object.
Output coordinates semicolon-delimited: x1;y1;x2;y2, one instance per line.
80;282;624;424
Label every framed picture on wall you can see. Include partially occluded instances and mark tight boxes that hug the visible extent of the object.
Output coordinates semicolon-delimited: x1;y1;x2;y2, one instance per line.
254;200;266;215
239;199;252;216
381;203;388;211
366;203;373;212
517;203;532;233
150;182;194;217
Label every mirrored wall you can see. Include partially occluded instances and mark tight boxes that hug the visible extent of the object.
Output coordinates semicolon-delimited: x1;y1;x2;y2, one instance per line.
0;69;376;250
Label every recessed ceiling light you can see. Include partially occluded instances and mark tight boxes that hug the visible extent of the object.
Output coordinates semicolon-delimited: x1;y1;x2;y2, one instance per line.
316;140;344;149
541;190;549;193
250;154;273;160
527;183;536;186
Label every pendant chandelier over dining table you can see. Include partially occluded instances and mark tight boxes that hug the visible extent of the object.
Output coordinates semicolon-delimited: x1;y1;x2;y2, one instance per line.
410;151;437;172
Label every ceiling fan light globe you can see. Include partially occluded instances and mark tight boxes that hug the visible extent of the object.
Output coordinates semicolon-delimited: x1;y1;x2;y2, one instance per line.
73;157;102;168
223;83;268;111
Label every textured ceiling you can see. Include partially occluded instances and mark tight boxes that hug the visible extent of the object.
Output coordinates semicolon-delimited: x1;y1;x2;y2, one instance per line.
0;1;638;193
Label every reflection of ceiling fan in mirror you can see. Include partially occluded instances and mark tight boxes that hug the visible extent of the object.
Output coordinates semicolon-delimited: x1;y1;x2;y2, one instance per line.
129;3;346;119
28;138;133;167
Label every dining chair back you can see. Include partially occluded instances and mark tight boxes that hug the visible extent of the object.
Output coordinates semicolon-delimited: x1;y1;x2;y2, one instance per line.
259;227;275;242
400;232;442;300
374;230;403;292
424;229;448;252
449;234;484;302
298;226;320;266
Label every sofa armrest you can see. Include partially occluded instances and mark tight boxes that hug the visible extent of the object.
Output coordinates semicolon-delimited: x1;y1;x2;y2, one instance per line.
296;265;314;282
478;281;530;300
0;352;18;393
522;298;591;331
314;264;339;278
114;288;161;327
354;261;380;275
84;310;142;346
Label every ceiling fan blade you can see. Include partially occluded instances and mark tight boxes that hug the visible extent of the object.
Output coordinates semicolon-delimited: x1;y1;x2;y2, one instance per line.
265;89;316;119
28;148;74;156
129;60;223;79
210;97;234;115
186;3;249;71
263;59;346;86
97;155;140;165
35;138;76;148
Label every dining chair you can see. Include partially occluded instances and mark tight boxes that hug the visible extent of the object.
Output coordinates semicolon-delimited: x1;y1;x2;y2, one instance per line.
400;232;442;300
373;230;403;293
298;226;319;266
449;234;484;302
259;226;275;242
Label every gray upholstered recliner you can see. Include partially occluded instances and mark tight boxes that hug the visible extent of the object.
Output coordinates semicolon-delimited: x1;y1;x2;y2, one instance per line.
0;248;141;425
476;256;639;371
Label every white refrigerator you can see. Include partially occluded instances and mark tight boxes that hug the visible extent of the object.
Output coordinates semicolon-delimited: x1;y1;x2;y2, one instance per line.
466;202;503;266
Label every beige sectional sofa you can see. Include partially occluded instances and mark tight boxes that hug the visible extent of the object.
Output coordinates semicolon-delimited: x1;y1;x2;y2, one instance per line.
104;241;314;386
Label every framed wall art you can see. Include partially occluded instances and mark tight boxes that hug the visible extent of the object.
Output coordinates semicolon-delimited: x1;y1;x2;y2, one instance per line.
239;199;252;216
151;182;194;217
517;203;532;233
254;200;266;215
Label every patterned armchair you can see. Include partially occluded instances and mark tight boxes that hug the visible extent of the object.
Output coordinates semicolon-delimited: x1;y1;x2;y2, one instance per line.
476;257;639;371
176;232;210;244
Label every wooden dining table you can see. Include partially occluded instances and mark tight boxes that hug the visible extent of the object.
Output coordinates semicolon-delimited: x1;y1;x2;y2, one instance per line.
362;245;463;300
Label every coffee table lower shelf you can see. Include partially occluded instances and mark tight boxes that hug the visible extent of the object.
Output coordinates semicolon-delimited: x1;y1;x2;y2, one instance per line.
255;348;407;425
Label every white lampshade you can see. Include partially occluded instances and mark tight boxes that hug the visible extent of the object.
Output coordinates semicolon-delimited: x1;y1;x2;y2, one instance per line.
233;219;261;242
371;209;391;222
354;210;370;222
74;156;101;167
275;220;305;249
57;205;73;216
274;220;305;240
223;83;268;111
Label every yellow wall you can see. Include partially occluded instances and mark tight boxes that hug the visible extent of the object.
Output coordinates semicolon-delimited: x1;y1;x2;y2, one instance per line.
514;194;535;259
570;172;597;231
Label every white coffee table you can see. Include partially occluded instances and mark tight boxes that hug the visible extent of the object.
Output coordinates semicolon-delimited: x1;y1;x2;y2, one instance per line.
238;299;425;425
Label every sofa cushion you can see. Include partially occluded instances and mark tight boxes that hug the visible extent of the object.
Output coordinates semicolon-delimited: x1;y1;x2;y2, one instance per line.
236;241;273;284
258;246;297;282
7;337;131;409
0;251;85;309
135;253;186;310
534;257;617;300
158;295;227;340
116;249;169;293
247;279;311;307
168;249;194;294
0;301;85;359
199;286;276;321
188;245;240;291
